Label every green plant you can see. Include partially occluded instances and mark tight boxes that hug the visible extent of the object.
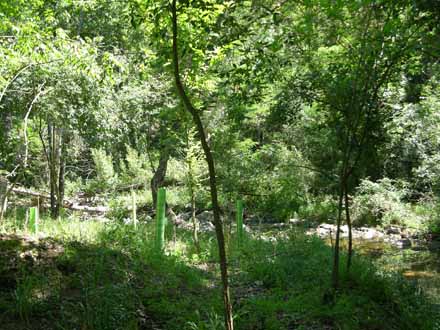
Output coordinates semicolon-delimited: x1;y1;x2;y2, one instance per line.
298;195;337;223
425;198;440;235
89;148;118;191
352;178;413;227
14;275;35;323
186;310;225;330
119;145;153;186
14;272;54;324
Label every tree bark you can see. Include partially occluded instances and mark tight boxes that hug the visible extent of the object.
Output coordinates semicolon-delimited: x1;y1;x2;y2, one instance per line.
48;123;58;219
344;181;353;272
190;181;200;253
150;149;169;208
57;129;66;217
331;179;345;290
0;176;8;221
171;2;233;329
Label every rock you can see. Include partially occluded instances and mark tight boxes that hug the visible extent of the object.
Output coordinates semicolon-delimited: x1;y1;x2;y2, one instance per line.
180;212;192;221
395;238;411;248
289;218;303;225
386;226;401;235
199;221;215;232
400;232;408;238
360;229;377;240
197;211;213;223
272;223;288;228
319;224;335;230
260;235;276;243
360;228;383;240
314;224;336;238
244;224;252;233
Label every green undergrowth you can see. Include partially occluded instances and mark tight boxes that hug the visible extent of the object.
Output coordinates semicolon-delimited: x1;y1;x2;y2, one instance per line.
0;216;437;330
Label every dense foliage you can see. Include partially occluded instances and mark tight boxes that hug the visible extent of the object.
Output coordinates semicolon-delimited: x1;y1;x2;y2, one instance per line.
1;0;440;329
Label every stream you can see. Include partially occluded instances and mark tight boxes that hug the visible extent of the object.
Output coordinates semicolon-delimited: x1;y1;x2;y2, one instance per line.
256;222;440;303
348;237;440;303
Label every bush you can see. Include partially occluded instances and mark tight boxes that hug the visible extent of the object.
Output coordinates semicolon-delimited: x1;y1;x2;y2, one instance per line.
298;195;337;223
118;146;152;186
424;197;440;235
352;178;413;227
218;141;314;222
89;148;118;192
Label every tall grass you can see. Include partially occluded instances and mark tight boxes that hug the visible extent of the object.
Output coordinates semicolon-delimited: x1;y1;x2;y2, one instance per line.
0;214;437;330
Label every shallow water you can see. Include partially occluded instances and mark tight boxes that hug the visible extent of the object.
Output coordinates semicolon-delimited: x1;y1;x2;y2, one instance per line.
345;238;440;302
254;223;440;302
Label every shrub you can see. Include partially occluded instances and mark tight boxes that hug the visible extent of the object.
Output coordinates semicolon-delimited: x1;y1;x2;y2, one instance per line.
298;195;337;223
424;197;440;235
352;178;413;227
89;148;118;192
118;146;152;186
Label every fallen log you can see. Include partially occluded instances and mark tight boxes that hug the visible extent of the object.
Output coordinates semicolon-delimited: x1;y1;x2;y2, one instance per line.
67;204;109;213
12;186;49;199
11;186;110;213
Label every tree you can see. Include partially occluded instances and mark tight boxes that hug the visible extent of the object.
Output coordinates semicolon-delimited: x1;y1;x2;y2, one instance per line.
170;1;233;328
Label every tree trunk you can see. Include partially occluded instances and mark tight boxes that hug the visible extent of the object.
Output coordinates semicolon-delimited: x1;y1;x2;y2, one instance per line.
0;176;8;221
191;189;200;253
48;123;58;219
57;129;66;218
331;179;345;290
151;149;169;208
186;139;200;252
171;2;233;329
344;181;353;272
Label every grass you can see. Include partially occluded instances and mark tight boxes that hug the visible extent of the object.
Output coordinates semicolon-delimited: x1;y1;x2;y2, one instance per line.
0;214;438;329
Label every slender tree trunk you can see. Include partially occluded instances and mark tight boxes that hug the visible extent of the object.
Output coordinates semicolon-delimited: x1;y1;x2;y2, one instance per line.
151;149;169;208
344;180;353;272
331;179;345;290
190;187;200;253
186;141;200;252
171;2;233;329
48;123;58;219
0;176;8;221
57;130;66;218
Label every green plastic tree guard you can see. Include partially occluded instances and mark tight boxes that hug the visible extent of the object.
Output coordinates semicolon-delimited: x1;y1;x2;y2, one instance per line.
155;187;167;252
29;206;39;234
236;199;244;246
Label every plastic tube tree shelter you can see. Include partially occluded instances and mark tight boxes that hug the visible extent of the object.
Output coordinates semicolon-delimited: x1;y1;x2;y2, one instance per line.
29;206;39;234
155;187;166;252
236;199;244;246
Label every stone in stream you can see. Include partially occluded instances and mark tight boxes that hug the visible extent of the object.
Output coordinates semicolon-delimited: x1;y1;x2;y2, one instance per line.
395;238;411;248
314;224;386;240
386;226;401;235
359;228;382;240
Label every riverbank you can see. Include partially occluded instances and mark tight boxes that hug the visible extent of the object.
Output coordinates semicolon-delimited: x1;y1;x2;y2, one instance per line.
0;216;437;329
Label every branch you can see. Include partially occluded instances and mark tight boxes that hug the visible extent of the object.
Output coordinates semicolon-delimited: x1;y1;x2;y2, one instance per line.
23;82;46;168
0;63;33;105
0;59;63;106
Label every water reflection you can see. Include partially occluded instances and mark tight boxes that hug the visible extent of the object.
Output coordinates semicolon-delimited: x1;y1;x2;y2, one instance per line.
338;237;440;302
